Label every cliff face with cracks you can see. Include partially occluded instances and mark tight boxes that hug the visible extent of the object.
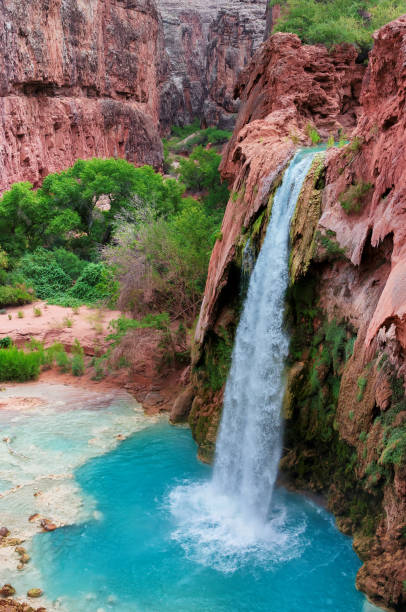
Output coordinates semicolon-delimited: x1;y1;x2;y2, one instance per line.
0;0;164;192
157;0;267;131
0;0;268;191
189;18;406;611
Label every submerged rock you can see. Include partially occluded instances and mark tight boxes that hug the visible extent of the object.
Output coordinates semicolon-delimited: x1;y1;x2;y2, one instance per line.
0;584;16;597
26;589;42;599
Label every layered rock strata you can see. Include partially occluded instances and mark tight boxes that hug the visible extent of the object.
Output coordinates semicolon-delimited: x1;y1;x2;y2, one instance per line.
0;0;164;192
157;0;267;130
188;18;406;610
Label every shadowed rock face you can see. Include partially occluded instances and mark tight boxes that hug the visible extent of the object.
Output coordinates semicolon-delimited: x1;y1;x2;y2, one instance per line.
0;0;164;191
157;0;267;130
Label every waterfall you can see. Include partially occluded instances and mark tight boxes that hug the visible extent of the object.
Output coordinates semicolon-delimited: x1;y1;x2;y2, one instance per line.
170;150;318;570
212;149;317;522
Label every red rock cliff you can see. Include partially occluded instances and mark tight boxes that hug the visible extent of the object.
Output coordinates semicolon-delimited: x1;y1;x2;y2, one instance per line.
157;0;268;130
195;32;364;347
192;18;406;610
0;0;164;191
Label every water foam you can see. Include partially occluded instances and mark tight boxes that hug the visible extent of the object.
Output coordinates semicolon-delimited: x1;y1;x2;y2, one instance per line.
169;481;307;572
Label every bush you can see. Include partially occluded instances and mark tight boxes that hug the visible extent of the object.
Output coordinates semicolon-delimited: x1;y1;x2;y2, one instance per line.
307;124;321;145
174;127;232;153
17;248;72;299
71;353;85;376
0;285;33;307
55;348;71;373
340;181;373;214
271;0;406;51
104;193;221;318
68;262;117;304
52;248;87;280
0;346;41;381
178;146;229;209
171;118;201;139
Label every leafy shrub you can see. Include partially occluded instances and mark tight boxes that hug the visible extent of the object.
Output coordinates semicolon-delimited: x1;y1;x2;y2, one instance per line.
0;337;12;349
71;353;85;376
52;248;87;280
17;248;72;299
178;146;229;209
72;339;84;357
340;181;373;214
0;346;41;381
357;376;368;401
107;313;170;347
55;348;71;373
316;230;346;260
174;127;232;153
380;425;406;466
91;358;106;381
0;285;33;307
68;263;116;303
306;124;321;145
104;197;220;318
170;118;201;139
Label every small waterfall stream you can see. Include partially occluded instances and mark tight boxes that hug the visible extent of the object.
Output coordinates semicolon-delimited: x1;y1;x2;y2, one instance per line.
213;149;317;523
170;149;319;570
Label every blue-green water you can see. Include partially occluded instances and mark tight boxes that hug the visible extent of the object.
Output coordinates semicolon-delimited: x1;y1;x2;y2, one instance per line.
33;422;380;612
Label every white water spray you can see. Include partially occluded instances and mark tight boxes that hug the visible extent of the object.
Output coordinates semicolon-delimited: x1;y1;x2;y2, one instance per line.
170;150;318;569
212;149;317;521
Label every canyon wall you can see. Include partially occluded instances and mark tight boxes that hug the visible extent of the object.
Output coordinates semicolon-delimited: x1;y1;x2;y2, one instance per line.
157;0;267;130
0;0;164;192
0;0;267;191
188;18;406;611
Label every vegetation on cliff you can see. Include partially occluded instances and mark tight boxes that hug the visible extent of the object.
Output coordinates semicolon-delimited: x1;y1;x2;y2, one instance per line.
271;0;406;50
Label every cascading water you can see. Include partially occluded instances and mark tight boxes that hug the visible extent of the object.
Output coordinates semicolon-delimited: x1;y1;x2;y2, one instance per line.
170;149;319;570
213;149;317;521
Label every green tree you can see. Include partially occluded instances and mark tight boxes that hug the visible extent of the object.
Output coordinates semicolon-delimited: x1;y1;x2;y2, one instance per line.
178;146;229;209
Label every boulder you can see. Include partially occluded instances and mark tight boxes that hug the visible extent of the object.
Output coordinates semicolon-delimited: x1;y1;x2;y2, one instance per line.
170;385;195;423
0;585;16;597
27;589;42;599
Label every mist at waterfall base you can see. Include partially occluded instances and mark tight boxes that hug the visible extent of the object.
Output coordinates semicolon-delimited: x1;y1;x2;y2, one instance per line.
33;150;381;610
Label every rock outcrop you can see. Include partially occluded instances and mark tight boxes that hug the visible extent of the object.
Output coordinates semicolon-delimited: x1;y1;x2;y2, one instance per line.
195;33;364;347
190;18;406;611
157;0;267;130
0;0;164;192
319;16;406;352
